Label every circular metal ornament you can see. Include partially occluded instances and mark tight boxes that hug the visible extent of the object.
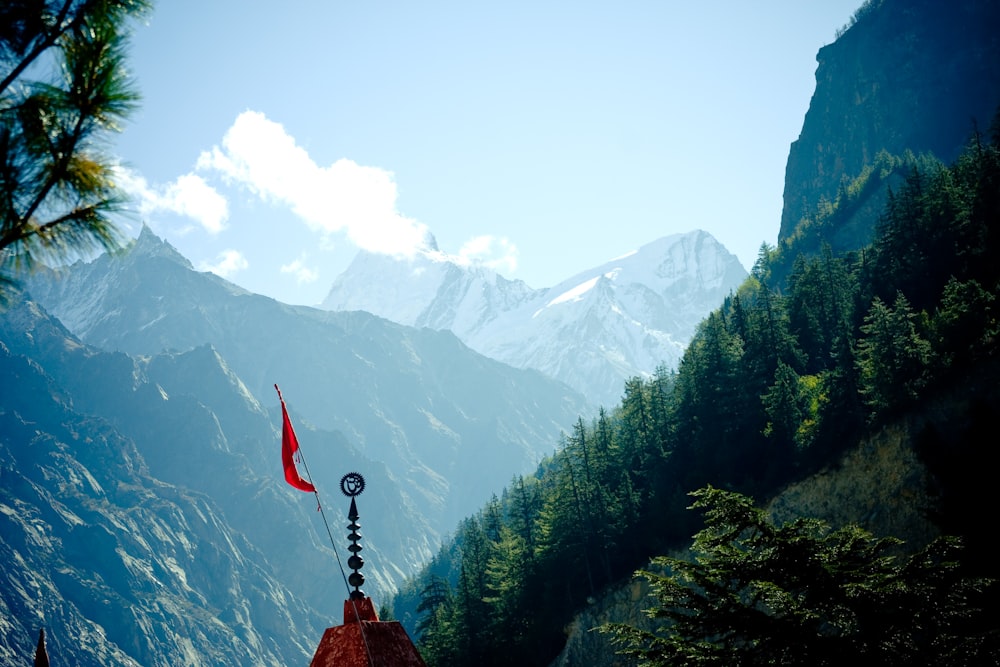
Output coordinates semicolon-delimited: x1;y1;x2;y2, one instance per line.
340;472;366;497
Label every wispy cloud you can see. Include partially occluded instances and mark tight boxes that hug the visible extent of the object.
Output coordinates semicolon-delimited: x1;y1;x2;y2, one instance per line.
116;167;229;234
280;255;320;284
199;249;248;278
197;111;432;257
456;235;519;274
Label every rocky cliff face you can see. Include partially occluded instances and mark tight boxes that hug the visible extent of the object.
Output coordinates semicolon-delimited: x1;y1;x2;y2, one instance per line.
0;301;324;665
780;0;1000;244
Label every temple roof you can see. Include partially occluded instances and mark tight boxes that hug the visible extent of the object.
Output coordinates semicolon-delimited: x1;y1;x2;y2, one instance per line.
309;598;427;667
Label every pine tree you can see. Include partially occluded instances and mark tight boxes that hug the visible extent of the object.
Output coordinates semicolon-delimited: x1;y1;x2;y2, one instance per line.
761;360;803;446
1;0;149;298
856;291;932;416
507;474;540;557
416;575;462;664
604;487;995;666
932;277;998;368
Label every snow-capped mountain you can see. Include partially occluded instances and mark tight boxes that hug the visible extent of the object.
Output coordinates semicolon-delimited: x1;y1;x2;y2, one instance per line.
321;230;748;406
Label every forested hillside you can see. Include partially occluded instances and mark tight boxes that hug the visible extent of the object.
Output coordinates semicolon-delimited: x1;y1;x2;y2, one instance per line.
395;121;1000;666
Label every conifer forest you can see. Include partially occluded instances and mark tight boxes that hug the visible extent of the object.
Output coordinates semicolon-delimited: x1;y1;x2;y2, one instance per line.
401;127;1000;666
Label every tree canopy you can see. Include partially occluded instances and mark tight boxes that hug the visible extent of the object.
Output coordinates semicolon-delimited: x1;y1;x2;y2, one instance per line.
604;486;996;666
1;0;148;300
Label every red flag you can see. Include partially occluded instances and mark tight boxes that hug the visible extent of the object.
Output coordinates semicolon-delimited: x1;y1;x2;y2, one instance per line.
275;385;316;493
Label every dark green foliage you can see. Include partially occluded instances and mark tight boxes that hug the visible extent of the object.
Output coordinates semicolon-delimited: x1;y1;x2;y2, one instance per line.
786;244;858;374
1;0;149;299
856;292;932;415
414;576;462;665
605;487;996;666
405;127;1000;667
932;277;998;370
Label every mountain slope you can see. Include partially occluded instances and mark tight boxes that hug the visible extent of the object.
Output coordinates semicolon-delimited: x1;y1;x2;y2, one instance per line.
321;230;746;406
0;292;435;625
0;301;323;665
550;419;944;667
26;227;590;534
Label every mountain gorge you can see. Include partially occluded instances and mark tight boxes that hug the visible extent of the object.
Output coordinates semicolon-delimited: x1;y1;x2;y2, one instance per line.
2;227;593;662
321;230;746;407
4;0;1000;664
1;225;747;663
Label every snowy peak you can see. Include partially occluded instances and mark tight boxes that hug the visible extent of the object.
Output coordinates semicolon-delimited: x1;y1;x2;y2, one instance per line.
321;249;452;323
535;231;743;318
320;248;539;331
556;231;741;293
319;230;747;406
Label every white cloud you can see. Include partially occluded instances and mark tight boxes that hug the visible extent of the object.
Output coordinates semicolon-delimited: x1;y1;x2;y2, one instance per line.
456;235;519;274
199;249;248;278
197;111;431;257
280;255;320;284
115;166;229;234
120;110;522;281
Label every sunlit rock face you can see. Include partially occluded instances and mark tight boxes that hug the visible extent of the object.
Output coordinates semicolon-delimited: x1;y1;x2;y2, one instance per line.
0;299;321;666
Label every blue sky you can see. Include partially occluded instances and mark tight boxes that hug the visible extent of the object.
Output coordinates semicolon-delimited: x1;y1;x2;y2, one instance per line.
113;1;861;306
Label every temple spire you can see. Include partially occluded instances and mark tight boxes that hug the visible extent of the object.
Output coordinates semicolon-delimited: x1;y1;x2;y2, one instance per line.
309;472;427;666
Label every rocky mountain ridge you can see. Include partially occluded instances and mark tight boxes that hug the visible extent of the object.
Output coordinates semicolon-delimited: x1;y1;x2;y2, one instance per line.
25;227;591;536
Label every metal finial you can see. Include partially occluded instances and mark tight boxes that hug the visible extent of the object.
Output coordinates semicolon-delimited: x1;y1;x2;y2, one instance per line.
340;472;366;600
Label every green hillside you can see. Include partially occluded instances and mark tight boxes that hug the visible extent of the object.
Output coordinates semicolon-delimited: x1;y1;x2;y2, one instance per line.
397;116;1000;667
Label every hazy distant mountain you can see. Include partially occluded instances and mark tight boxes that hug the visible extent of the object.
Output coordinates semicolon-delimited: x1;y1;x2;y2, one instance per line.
321;230;747;406
26;227;590;535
